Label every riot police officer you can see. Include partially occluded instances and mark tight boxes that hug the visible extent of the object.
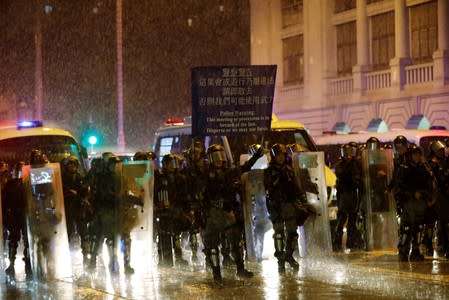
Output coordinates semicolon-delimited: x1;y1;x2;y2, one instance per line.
396;145;434;261
389;136;410;203
88;153;122;272
203;144;261;281
3;161;32;279
332;142;362;251
264;144;308;273
427;141;448;258
117;151;148;274
154;154;190;267
61;156;90;265
181;141;207;264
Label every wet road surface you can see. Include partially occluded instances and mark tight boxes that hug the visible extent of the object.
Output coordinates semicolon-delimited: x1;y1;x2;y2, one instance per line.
1;249;449;299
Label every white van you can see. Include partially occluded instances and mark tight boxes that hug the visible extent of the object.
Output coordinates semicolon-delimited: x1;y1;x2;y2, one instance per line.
153;115;337;188
315;128;449;168
0;121;88;174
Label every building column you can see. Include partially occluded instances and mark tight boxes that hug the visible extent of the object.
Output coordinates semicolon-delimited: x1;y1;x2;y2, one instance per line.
433;0;449;86
352;0;370;96
390;0;411;90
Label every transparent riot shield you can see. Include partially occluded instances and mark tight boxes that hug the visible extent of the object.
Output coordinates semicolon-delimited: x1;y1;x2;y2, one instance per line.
292;152;332;257
361;148;398;251
240;154;272;262
121;160;153;272
23;163;72;281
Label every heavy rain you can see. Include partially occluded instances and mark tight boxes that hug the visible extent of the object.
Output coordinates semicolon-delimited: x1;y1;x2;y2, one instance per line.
1;0;449;299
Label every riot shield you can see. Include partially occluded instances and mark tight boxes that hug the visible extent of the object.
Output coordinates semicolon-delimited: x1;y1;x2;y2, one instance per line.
292;152;332;257
361;148;398;250
121;160;154;272
240;154;272;262
23;163;72;281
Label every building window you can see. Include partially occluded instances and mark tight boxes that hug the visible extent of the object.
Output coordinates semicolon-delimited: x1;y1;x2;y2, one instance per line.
410;0;438;64
334;0;356;14
336;21;356;76
371;11;395;70
281;0;303;28
282;35;304;85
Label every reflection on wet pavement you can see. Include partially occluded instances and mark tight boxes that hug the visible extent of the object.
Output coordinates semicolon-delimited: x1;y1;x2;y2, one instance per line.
2;249;449;299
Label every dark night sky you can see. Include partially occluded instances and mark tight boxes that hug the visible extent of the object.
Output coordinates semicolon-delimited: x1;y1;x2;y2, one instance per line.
0;0;250;150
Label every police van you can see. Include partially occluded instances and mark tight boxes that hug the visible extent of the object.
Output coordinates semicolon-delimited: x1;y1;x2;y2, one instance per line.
315;128;449;168
153;115;336;189
0;120;88;174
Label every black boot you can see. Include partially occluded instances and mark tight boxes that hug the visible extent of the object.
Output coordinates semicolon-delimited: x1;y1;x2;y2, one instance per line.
189;232;199;264
285;233;299;271
233;240;253;278
274;233;285;274
173;234;188;267
158;233;174;267
397;225;411;261
208;248;222;282
5;244;17;277
123;237;135;274
409;226;424;261
221;239;233;267
88;236;99;270
107;240;119;273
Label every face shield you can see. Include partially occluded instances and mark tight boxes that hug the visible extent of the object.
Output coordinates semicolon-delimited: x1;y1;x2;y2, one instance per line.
162;155;180;171
431;141;446;159
11;162;25;179
209;149;227;166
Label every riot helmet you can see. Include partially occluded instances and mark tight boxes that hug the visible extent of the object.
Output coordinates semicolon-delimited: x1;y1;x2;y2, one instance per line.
102;152;115;163
162;154;180;171
270;143;287;164
408;144;423;164
207;144;227;167
11;161;25;179
90;157;104;174
106;155;121;173
340;142;357;159
393;135;409;155
30;149;49;165
185;140;205;163
366;137;381;151
133;151;149;161
430;140;446;159
63;155;79;169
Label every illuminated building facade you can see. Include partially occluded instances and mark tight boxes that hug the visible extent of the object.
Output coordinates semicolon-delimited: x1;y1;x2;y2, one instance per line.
250;0;449;135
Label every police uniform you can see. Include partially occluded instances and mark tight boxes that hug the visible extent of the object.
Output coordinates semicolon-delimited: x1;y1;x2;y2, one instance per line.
332;143;362;251
154;154;191;267
396;146;434;261
264;144;307;273
203;144;261;281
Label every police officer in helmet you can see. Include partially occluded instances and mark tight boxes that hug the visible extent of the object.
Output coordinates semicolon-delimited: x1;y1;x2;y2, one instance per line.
264;143;308;273
332;142;362;251
396;144;434;261
154;153;190;267
203;143;262;281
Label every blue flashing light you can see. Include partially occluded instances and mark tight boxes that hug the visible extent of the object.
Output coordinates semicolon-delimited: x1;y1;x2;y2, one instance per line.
17;120;43;129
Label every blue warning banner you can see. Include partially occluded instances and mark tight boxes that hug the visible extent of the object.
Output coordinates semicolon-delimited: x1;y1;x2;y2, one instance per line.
192;65;276;136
